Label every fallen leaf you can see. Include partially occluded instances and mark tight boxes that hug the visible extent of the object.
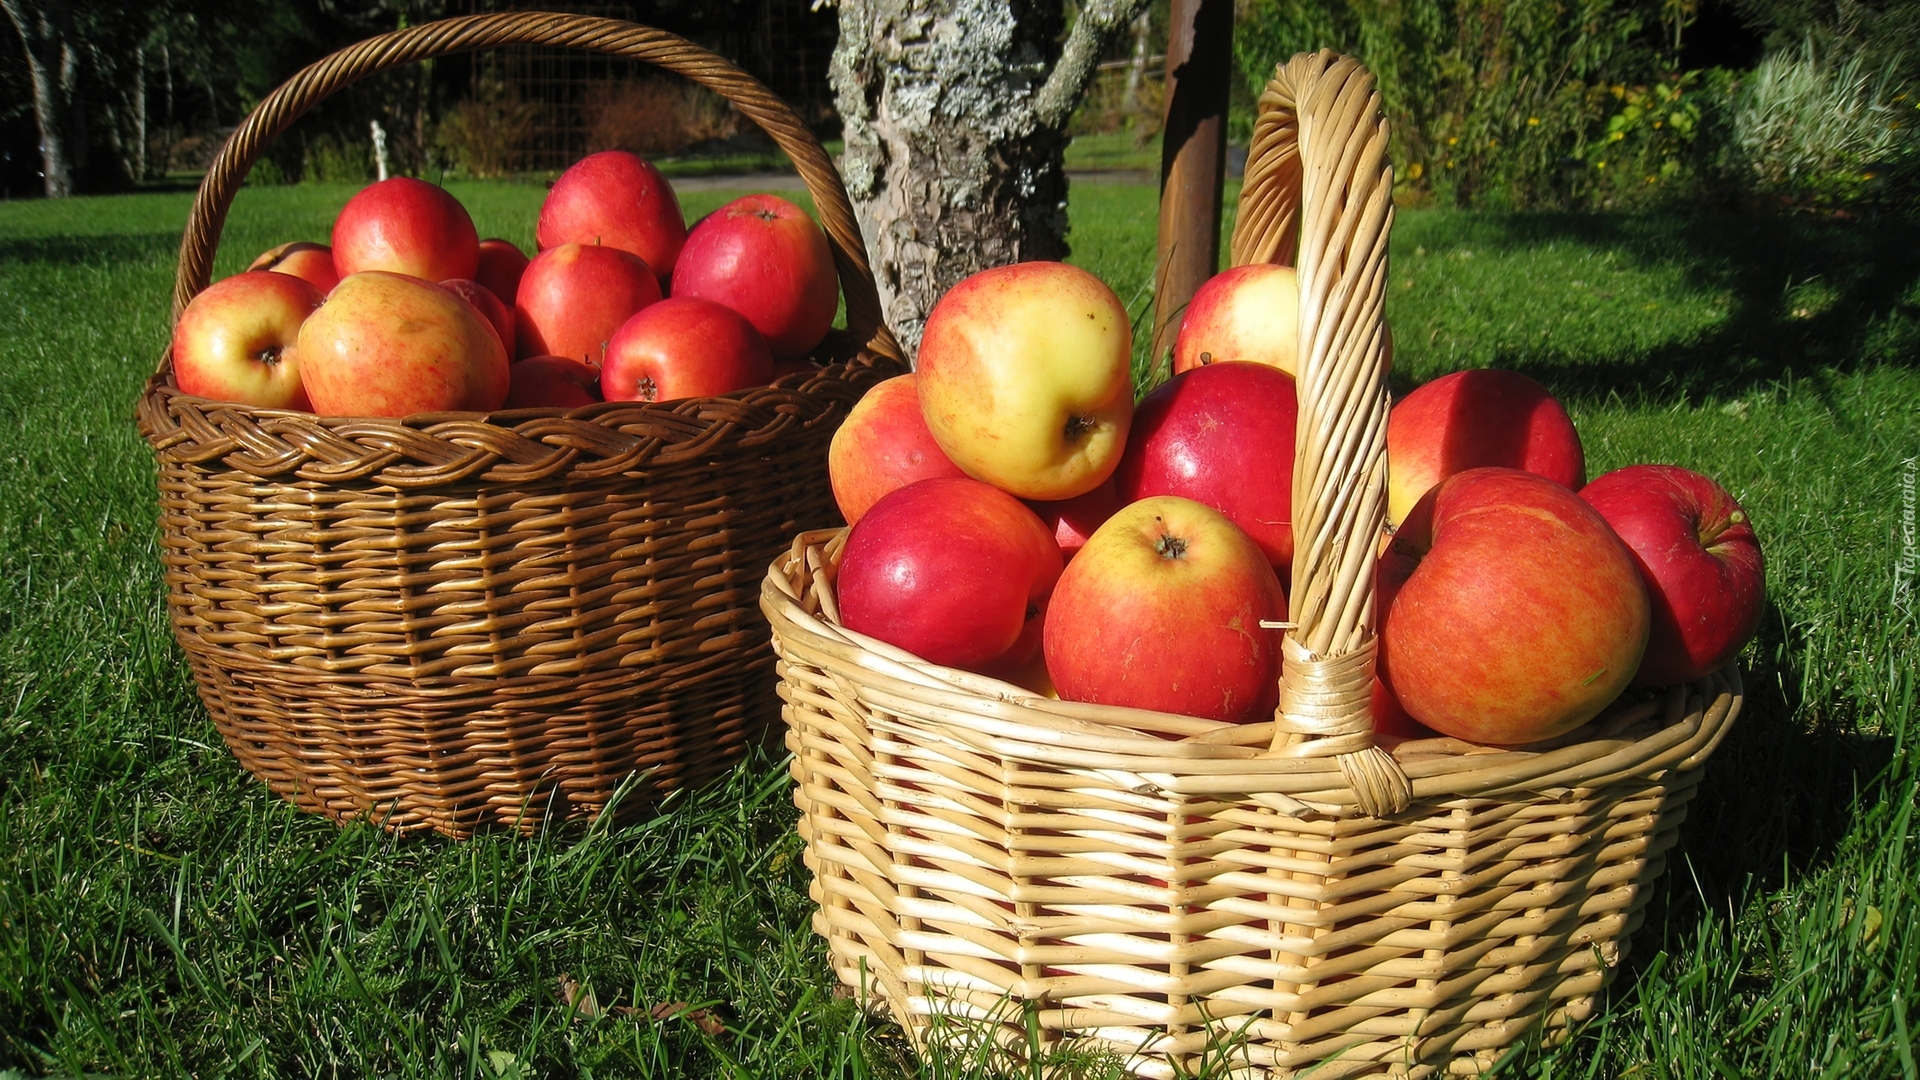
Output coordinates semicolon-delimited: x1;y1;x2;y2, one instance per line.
556;973;606;1020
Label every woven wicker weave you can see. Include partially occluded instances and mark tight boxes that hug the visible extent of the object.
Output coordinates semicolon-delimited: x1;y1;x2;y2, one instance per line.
760;51;1742;1076
138;13;906;838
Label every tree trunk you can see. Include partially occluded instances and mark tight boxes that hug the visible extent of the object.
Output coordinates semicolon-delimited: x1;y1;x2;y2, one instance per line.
131;41;148;181
1124;9;1151;112
3;0;78;197
831;0;1149;356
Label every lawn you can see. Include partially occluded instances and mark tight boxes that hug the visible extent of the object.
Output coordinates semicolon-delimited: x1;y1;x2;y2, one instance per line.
0;178;1916;1079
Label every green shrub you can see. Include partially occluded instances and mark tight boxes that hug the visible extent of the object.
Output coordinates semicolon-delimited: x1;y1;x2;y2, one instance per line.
1721;40;1918;212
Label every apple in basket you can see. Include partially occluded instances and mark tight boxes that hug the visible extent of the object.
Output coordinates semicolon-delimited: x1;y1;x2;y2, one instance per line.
828;374;967;525
600;297;774;403
838;476;1063;678
1045;495;1287;723
1379;467;1650;745
297;271;510;417
514;242;661;365
1581;464;1766;686
247;241;340;294
503;355;603;410
439;278;514;356
671;194;840;362
475;238;531;307
1113;360;1299;571
1025;477;1122;560
1173;264;1300;377
171;271;325;410
538;150;687;281
916;261;1134;501
1386;369;1585;527
331;176;480;282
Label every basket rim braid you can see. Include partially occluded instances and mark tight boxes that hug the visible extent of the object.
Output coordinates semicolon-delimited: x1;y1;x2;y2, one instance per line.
140;12;907;837
761;50;1743;1077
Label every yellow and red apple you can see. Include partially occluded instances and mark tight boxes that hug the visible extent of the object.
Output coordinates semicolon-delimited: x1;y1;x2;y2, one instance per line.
916;261;1134;502
248;241;339;295
171;271;325;410
297;272;509;417
1172;263;1300;376
828;374;967;525
1379;467;1649;745
1045;495;1287;723
537;151;686;281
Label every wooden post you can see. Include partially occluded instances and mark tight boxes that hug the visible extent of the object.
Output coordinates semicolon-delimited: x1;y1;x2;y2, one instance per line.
1150;0;1233;372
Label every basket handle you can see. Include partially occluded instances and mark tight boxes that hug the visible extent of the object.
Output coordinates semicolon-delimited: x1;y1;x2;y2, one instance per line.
168;11;903;367
1230;52;1409;815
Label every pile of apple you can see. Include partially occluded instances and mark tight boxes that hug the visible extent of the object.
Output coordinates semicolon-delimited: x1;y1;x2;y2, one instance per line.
170;151;841;417
827;261;1767;748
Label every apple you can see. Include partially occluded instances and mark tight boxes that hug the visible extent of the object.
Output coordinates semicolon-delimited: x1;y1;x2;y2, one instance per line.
828;374;967;525
1368;553;1435;741
514;242;661;365
331;176;480;282
1379;467;1649;745
1386;369;1585;527
171;271;324;410
1173;263;1299;377
916;262;1134;502
247;241;340;294
297;271;510;417
439;278;514;356
536;151;687;280
475;238;531;308
838;476;1064;676
1045;495;1287;723
1580;465;1765;686
503;355;603;410
670;194;838;361
599;297;773;403
1112;360;1298;570
1025;478;1121;560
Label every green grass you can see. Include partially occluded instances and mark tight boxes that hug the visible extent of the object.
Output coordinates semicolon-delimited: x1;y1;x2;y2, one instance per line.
0;180;1916;1078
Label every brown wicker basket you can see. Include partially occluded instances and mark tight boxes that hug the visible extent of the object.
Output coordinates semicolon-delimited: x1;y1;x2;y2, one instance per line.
760;52;1742;1076
138;12;906;838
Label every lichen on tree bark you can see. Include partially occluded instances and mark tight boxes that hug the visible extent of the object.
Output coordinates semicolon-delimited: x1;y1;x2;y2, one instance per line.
830;0;1148;356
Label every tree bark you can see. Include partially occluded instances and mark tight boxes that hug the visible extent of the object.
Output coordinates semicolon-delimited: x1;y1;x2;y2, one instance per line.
3;0;79;197
831;0;1150;356
1124;8;1150;112
1149;0;1231;366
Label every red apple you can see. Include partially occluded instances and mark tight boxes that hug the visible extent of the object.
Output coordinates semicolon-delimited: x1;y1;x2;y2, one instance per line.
1173;264;1299;377
514;243;661;365
439;278;514;356
1025;479;1121;560
297;271;509;417
171;271;324;410
247;241;340;294
537;151;687;280
1369;553;1434;741
331;177;480;282
828;374;967;525
1580;465;1765;686
599;297;773;403
475;238;531;308
670;194;838;361
1379;467;1650;745
1387;369;1585;527
1113;361;1298;570
916;262;1134;501
1045;495;1287;723
838;476;1064;676
503;355;603;410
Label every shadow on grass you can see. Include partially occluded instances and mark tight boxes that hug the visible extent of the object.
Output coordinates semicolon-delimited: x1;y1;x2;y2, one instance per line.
1440;212;1920;404
0;233;181;267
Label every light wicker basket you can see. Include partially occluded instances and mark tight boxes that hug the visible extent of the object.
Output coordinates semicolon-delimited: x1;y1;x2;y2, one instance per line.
137;13;906;838
760;52;1742;1076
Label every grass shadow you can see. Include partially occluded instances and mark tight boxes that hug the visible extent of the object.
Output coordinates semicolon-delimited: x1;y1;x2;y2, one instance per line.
0;233;182;268
1420;212;1920;405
